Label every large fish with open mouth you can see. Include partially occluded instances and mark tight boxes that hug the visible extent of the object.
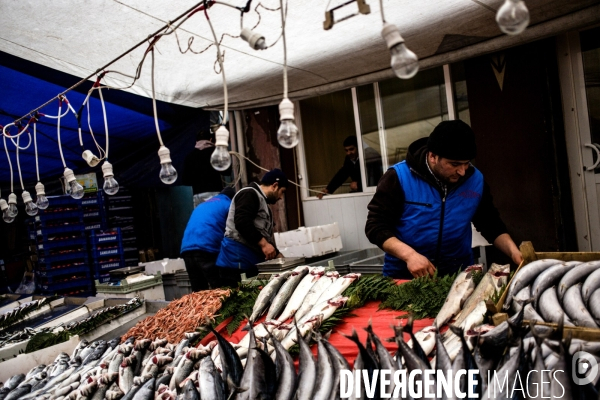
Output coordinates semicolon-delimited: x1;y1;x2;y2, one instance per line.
434;265;482;328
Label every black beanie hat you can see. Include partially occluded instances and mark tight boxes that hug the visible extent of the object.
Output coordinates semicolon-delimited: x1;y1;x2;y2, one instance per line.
343;136;358;147
426;120;477;160
261;168;289;188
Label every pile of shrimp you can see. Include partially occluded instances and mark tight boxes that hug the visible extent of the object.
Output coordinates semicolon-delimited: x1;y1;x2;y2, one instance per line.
121;288;231;343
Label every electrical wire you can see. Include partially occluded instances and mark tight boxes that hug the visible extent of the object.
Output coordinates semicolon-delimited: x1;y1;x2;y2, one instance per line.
379;0;386;22
3;136;14;193
34;123;40;182
205;5;228;122
16;135;24;190
229;151;326;195
150;49;165;147
279;0;288;98
56;99;67;168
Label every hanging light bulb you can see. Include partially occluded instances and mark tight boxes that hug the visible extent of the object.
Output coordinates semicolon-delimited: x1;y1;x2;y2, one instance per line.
63;168;84;199
210;126;232;171
381;23;419;80
277;98;300;149
35;182;49;209
7;193;18;218
22;191;38;216
0;199;14;224
158;146;178;184
240;28;267;50
496;0;530;35
102;161;119;195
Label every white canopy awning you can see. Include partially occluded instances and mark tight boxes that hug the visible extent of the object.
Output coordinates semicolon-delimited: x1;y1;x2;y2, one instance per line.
1;0;598;111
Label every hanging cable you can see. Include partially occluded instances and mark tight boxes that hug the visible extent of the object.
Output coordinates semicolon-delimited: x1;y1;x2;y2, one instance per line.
280;0;288;99
3;136;14;194
379;0;386;22
33;122;40;182
150;49;164;147
16;135;24;190
205;6;228;120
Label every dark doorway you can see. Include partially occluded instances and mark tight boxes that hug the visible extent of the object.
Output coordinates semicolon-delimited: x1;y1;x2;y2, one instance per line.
465;38;577;255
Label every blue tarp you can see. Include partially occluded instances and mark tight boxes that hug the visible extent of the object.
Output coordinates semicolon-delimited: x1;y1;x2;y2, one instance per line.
0;51;209;194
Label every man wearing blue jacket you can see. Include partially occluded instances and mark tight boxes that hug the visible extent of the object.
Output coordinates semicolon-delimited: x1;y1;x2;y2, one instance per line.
180;187;235;291
365;120;522;279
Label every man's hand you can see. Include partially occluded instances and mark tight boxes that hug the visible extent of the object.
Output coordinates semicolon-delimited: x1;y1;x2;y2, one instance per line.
317;188;329;200
259;238;277;260
350;181;358;191
406;252;436;278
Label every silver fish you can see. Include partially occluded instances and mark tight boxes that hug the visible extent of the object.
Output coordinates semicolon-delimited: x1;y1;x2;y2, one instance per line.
538;287;575;326
119;356;135;394
4;374;25;390
434;265;482;327
295;272;338;321
270;330;297;400
198;356;224;400
582;267;600;306
181;379;200;400
563;284;599;328
588;289;600;321
266;266;309;320
277;267;326;322
557;260;600;301
249;271;292;322
295;328;316;400
311;337;334;400
503;259;562;310
131;377;154;400
531;261;580;308
511;285;531;314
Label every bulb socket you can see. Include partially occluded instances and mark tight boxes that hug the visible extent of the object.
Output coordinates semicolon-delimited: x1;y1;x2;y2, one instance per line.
214;126;230;147
0;199;8;212
381;23;405;49
22;191;33;204
279;98;295;121
8;193;17;205
102;161;114;178
158;146;173;165
82;150;101;167
64;168;77;184
35;182;46;196
240;28;266;50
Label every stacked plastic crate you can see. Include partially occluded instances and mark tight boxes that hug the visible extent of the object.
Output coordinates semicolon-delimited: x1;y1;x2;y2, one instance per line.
32;196;94;296
82;191;107;232
104;187;138;267
89;228;125;283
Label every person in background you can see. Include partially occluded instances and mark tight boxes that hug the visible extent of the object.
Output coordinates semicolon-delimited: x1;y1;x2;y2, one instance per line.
180;187;235;291
182;127;225;208
216;169;288;287
317;136;362;199
365;120;522;279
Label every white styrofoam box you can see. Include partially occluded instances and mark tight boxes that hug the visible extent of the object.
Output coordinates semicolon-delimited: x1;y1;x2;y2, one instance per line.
96;283;165;301
275;223;341;248
279;235;343;258
142;258;186;275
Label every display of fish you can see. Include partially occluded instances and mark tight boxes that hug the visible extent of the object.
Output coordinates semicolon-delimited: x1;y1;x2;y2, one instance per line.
249;271;293;322
557;260;600;301
277;267;326;322
503;259;562;310
265;266;309;320
434;264;482;327
530;261;581;308
294;271;339;321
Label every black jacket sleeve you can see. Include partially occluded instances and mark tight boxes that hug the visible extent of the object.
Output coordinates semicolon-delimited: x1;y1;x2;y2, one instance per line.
471;182;509;244
233;190;264;245
365;169;405;248
326;157;354;193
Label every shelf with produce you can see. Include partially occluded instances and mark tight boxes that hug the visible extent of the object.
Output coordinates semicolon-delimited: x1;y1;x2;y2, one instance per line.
91;257;125;276
35;234;87;252
37;248;89;267
35;267;91;284
36;273;92;292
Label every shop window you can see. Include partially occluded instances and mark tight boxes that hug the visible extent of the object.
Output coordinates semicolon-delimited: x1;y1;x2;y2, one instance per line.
580;27;600;173
378;67;449;169
355;84;384;188
299;89;358;196
451;61;471;125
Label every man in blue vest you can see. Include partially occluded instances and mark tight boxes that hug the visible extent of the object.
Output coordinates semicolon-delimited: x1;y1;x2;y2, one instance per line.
180;186;235;291
365;120;522;279
216;169;288;287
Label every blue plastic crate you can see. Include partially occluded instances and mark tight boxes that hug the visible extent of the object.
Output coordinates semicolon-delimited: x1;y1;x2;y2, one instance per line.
91;244;124;260
36;267;90;283
36;262;88;277
36;275;92;292
35;209;83;222
43;195;81;207
84;222;107;231
81;191;104;207
38;250;88;266
94;274;111;284
92;257;125;272
38;283;94;296
36;235;87;251
89;228;121;245
34;223;86;239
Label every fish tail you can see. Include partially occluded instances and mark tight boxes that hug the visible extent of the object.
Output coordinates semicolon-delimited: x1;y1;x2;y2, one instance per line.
404;314;414;335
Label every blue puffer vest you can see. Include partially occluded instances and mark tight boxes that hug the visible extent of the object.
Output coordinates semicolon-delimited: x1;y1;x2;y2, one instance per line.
180;194;232;255
383;161;484;278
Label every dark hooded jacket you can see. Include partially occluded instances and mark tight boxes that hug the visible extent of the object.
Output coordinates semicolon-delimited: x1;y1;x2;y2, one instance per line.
365;137;507;265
